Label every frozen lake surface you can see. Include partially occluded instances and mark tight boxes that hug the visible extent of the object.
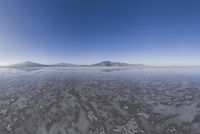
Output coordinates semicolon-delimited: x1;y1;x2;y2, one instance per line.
1;67;200;134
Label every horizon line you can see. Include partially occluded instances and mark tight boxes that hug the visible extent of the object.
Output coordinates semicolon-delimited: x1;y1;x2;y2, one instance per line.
1;61;200;68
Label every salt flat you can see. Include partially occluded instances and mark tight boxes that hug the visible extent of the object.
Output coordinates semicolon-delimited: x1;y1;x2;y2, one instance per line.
0;67;200;134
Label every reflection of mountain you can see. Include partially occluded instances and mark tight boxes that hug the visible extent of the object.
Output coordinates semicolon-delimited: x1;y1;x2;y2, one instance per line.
3;61;145;68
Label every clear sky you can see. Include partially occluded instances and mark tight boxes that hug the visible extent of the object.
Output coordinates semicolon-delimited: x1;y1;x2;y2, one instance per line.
0;0;200;66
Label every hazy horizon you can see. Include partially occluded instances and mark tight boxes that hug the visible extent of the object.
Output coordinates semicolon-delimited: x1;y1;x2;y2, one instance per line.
2;60;200;68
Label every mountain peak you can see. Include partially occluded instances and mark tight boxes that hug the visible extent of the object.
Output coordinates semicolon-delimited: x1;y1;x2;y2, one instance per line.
7;61;45;68
93;61;133;66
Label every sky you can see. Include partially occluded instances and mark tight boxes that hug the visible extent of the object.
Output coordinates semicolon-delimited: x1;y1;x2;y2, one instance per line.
0;0;200;66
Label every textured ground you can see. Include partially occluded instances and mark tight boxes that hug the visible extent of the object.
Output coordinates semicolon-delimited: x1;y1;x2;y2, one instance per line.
0;67;200;134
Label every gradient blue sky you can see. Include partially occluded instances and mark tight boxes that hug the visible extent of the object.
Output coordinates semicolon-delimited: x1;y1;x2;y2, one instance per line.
0;0;200;66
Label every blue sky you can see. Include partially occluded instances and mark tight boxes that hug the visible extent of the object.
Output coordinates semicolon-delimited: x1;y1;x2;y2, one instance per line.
0;0;200;66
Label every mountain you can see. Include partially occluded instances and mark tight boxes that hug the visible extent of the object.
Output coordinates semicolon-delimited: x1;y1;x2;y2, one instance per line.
6;61;47;68
51;63;79;67
4;62;80;68
2;61;144;68
92;61;143;67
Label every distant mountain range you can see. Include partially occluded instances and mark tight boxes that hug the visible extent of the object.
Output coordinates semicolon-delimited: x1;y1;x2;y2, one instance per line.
1;61;145;68
6;62;47;68
92;61;143;67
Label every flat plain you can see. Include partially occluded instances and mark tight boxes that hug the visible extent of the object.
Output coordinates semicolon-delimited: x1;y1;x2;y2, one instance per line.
0;67;200;134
